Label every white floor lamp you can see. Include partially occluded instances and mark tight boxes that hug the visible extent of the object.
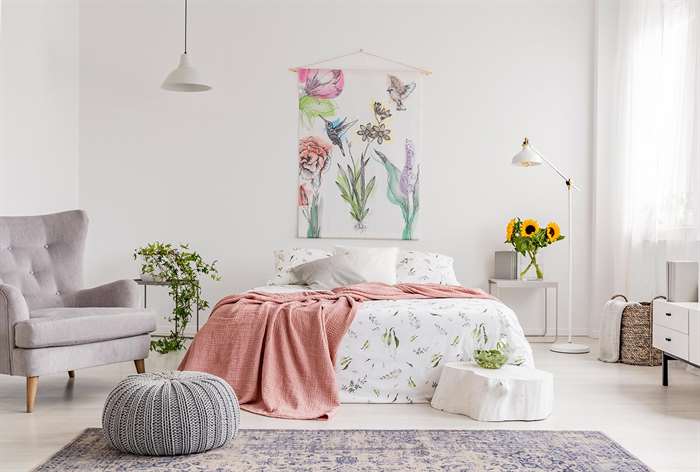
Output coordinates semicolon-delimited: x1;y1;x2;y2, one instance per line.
511;137;590;354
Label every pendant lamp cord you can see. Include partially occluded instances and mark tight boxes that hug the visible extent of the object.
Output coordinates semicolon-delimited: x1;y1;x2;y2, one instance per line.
184;0;188;54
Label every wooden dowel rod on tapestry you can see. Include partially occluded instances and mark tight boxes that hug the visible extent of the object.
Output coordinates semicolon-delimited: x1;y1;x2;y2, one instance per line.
289;49;432;76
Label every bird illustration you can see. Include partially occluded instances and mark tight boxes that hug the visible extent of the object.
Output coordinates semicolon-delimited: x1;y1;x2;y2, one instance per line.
387;75;416;111
322;116;358;157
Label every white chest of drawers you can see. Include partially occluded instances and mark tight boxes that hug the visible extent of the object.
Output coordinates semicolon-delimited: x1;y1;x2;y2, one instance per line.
652;299;700;386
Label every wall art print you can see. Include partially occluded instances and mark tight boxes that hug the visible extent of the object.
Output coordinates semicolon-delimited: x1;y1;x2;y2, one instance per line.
297;68;421;240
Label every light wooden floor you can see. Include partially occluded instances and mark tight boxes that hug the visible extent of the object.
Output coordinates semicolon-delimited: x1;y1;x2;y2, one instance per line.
1;338;698;471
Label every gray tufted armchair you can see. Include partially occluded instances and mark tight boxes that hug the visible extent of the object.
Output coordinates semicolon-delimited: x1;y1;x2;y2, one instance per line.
0;210;155;412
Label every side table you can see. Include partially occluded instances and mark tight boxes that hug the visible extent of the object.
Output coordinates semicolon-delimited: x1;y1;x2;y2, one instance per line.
431;362;553;421
488;278;559;341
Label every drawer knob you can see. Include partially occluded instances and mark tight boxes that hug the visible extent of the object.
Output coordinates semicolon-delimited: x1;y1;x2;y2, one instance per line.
666;312;672;317
665;337;672;342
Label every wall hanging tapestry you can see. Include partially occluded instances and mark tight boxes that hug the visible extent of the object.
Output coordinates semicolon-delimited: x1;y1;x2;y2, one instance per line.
297;68;422;240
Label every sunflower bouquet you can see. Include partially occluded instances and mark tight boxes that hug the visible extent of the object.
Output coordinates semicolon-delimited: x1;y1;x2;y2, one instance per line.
505;218;564;280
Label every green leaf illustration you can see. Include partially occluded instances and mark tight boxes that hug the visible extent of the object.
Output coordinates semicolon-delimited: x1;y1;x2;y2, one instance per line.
375;149;408;209
299;96;336;127
382;327;399;349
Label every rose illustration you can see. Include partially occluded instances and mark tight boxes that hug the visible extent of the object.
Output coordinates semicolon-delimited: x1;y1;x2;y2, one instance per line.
299;136;332;183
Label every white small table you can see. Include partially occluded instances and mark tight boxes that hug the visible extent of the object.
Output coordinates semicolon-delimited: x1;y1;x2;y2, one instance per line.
431;362;553;421
488;278;559;340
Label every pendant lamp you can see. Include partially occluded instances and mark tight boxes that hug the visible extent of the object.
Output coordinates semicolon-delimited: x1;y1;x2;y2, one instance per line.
162;0;211;92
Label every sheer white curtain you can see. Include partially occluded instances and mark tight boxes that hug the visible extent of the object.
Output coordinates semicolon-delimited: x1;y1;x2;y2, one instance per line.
593;0;700;331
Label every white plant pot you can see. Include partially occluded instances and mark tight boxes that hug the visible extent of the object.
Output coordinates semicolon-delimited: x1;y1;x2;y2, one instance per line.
151;350;186;371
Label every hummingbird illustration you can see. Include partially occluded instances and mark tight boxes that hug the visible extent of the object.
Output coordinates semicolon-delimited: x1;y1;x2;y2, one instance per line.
387;75;416;111
322;116;358;157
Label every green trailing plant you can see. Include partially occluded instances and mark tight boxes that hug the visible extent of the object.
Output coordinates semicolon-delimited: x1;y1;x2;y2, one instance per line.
134;242;220;354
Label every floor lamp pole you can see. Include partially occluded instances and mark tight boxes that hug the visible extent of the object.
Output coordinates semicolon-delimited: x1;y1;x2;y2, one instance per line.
550;178;590;354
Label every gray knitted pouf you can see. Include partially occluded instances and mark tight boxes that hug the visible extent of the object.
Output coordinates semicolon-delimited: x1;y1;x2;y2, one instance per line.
102;370;240;456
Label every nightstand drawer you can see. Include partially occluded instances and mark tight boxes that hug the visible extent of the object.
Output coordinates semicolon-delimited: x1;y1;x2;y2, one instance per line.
653;300;689;334
653;324;689;359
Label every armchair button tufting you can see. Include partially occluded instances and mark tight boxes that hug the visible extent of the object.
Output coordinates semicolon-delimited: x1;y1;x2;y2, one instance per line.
43;244;49;249
56;290;61;295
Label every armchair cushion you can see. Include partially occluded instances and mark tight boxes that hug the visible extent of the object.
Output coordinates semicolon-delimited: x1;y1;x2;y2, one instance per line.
73;279;140;308
15;308;155;349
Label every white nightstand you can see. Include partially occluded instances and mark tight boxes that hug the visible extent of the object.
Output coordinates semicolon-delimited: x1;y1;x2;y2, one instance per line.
488;278;559;341
652;299;700;386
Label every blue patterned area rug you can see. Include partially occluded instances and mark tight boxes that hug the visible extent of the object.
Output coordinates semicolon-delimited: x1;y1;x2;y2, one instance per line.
35;429;650;471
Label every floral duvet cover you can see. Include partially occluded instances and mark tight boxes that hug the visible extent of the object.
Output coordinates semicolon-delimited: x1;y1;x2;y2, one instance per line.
254;286;534;404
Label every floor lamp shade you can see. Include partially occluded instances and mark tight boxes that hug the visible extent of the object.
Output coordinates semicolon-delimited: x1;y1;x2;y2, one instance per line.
511;139;543;167
161;53;211;92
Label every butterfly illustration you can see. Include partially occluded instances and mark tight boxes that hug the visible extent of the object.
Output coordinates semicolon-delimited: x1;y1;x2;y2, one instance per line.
322;116;358;157
387;75;416;111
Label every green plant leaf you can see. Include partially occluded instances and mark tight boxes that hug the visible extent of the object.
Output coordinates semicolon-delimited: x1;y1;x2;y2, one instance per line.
299;96;336;127
374;149;408;210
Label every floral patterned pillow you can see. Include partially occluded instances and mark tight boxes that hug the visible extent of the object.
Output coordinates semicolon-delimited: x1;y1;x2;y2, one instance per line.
396;250;460;285
268;248;332;285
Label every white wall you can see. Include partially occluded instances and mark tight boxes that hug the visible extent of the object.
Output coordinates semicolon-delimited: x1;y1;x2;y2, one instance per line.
591;0;619;337
79;0;594;335
0;0;79;215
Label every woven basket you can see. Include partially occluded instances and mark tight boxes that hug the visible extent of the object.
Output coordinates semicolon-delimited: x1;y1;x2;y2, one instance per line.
612;294;664;366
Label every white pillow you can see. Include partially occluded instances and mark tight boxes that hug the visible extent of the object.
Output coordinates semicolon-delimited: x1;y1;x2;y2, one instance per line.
396;250;459;285
268;248;332;285
290;254;365;290
333;246;399;285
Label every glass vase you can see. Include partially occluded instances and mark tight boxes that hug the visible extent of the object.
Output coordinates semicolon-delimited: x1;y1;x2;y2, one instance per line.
519;253;544;280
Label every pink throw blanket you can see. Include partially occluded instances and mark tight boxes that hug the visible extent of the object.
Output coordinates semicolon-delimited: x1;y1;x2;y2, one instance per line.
178;283;493;419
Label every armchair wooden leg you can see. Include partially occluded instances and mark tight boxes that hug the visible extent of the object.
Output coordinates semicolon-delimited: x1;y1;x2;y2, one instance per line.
68;370;75;379
26;377;38;413
134;359;145;374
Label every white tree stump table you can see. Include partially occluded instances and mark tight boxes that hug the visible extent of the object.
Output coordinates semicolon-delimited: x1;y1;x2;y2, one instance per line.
431;362;553;421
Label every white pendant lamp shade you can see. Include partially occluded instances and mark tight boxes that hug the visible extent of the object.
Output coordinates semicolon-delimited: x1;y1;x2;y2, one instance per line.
161;0;211;92
511;138;542;167
162;53;211;92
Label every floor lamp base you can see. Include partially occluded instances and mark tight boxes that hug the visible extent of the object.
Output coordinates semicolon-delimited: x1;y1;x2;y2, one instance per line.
550;342;590;354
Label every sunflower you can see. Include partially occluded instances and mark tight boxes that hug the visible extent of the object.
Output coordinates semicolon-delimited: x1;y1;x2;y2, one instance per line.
520;219;539;237
506;219;516;242
546;221;561;242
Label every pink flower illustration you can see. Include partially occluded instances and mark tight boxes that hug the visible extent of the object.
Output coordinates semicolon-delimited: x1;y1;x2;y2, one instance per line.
298;184;309;207
298;69;344;99
299;136;332;182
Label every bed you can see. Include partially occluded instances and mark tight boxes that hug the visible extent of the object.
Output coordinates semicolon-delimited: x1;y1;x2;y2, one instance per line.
254;284;534;404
